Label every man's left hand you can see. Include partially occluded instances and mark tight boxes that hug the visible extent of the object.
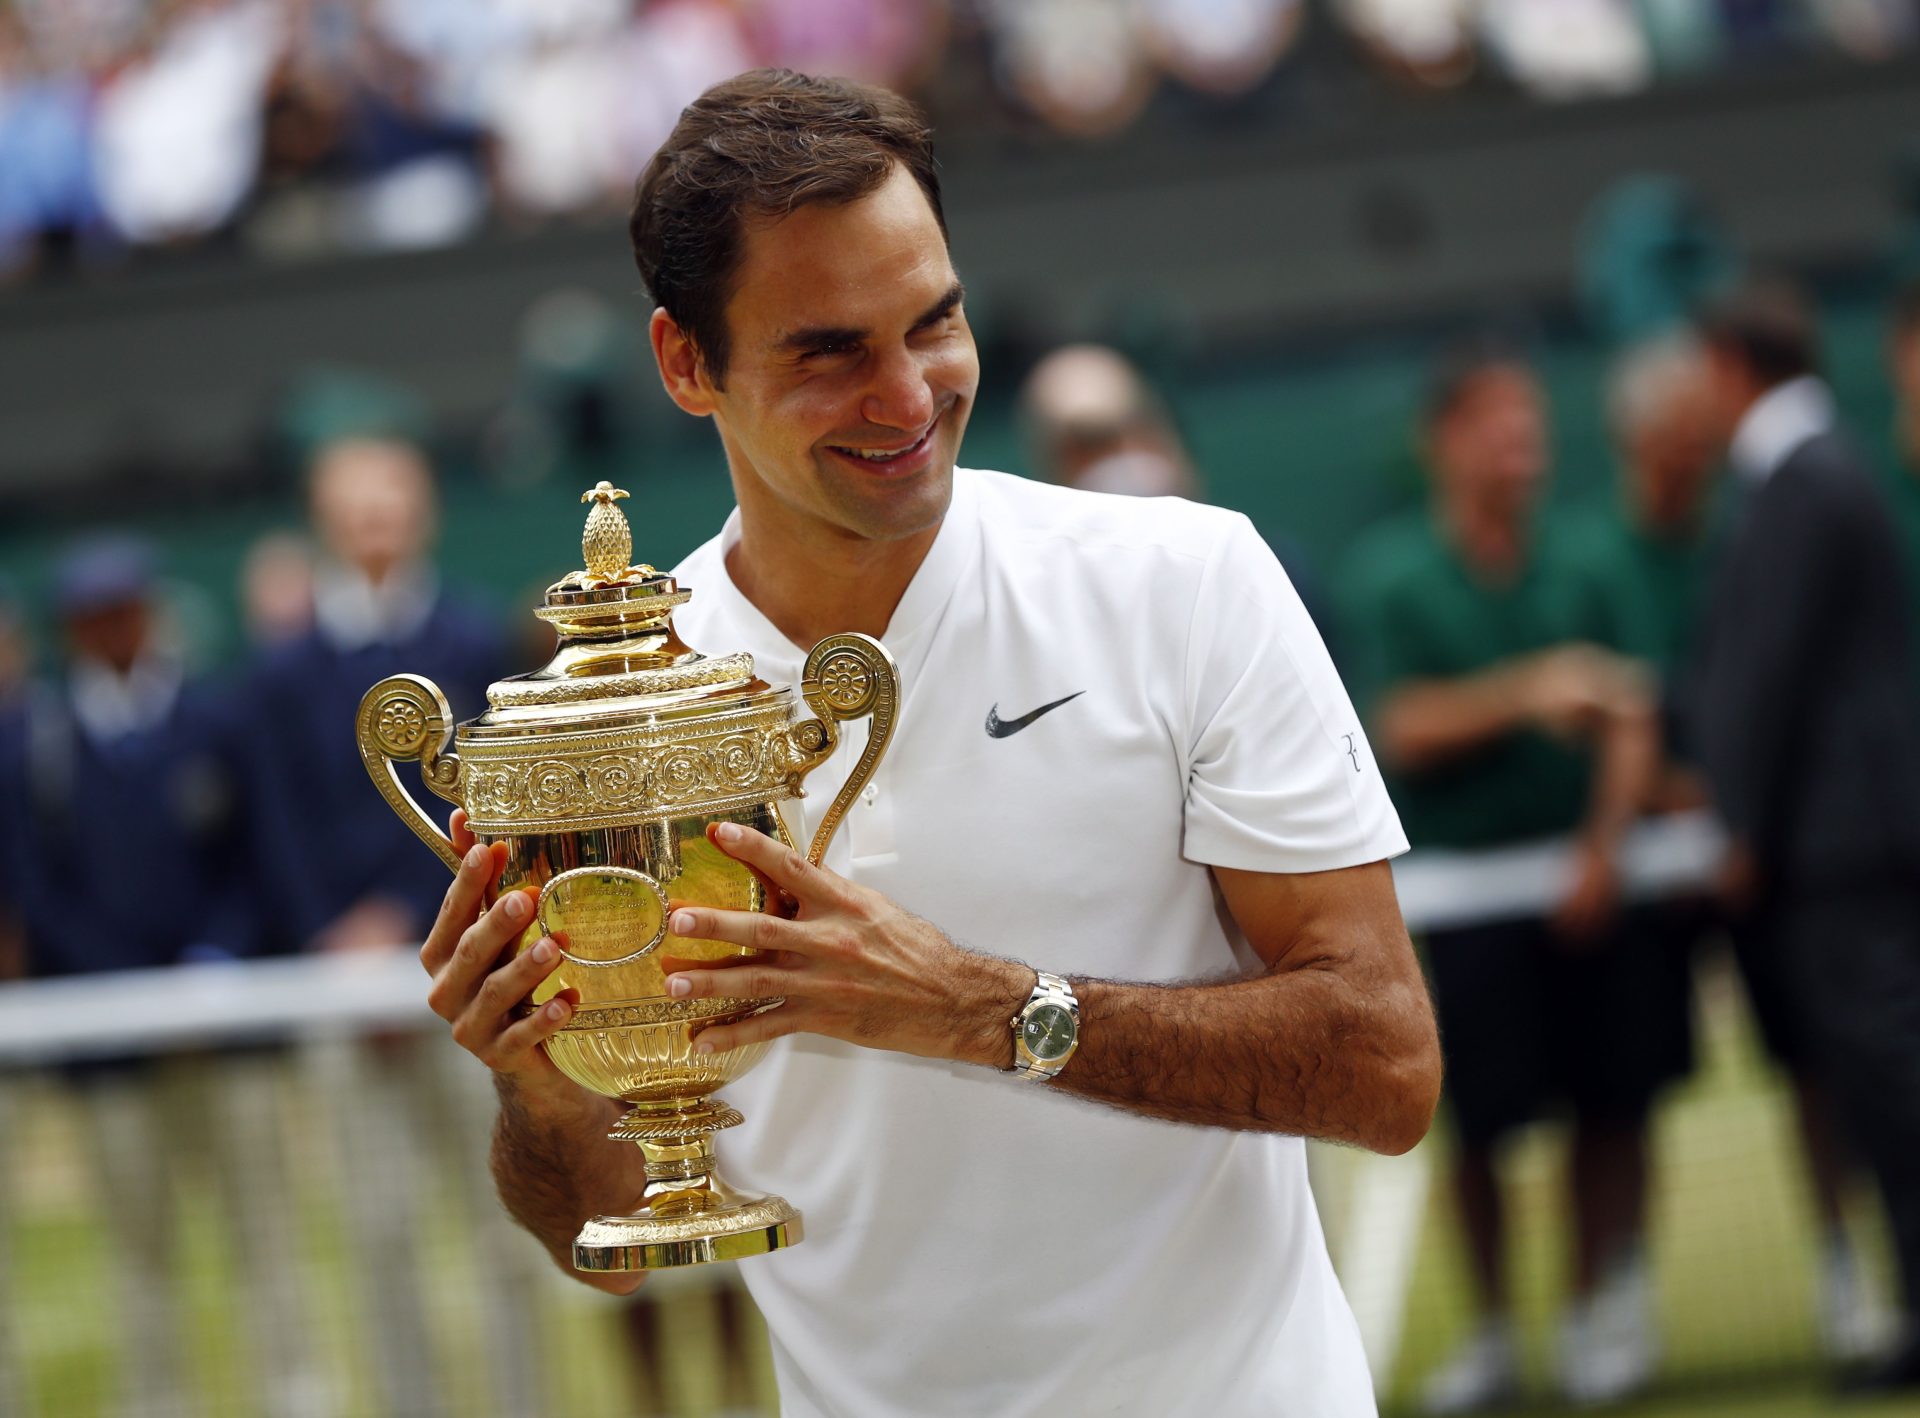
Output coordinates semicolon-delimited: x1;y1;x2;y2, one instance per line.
661;821;1029;1067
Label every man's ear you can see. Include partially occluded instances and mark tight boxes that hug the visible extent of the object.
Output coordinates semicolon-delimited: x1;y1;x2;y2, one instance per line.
650;307;719;418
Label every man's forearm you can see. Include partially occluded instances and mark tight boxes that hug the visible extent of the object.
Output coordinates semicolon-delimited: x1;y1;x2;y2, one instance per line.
1374;666;1534;772
491;1076;646;1292
1583;698;1658;852
1046;958;1438;1155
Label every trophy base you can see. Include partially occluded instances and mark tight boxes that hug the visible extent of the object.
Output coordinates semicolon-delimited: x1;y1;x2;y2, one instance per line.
573;1191;803;1271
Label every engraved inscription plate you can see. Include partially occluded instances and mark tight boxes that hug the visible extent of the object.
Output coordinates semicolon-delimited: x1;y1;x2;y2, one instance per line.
537;866;670;969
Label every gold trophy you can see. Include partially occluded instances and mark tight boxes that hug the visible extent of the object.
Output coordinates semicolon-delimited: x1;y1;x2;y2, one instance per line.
355;482;898;1270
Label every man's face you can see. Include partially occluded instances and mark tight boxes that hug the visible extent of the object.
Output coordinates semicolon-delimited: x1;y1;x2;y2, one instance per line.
309;439;435;583
1628;371;1721;528
1430;366;1548;525
65;600;150;675
690;165;978;545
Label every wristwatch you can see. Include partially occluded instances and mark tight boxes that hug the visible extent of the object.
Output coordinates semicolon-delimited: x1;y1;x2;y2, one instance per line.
1010;971;1080;1081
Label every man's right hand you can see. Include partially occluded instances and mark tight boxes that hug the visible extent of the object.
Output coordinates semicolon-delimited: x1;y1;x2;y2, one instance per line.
421;809;581;1093
1521;644;1647;742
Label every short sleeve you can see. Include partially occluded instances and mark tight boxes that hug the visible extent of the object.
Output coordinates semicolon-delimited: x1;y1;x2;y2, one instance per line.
1181;517;1410;873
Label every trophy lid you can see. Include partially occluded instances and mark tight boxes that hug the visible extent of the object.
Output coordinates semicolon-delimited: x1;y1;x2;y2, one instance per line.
469;481;771;731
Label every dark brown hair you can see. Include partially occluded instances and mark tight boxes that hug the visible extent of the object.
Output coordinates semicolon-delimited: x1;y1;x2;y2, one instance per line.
1420;334;1535;432
1696;277;1821;388
629;69;948;384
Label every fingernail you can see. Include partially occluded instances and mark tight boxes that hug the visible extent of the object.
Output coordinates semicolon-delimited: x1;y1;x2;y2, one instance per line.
694;1039;715;1054
503;892;530;921
465;844;487;869
671;910;696;935
545;1000;569;1021
715;822;742;844
531;939;553;964
667;976;691;998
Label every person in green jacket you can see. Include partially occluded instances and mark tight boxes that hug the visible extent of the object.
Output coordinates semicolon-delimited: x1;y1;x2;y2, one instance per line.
1341;342;1666;1412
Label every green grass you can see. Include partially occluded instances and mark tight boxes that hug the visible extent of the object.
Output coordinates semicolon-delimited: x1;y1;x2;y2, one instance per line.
1385;956;1918;1417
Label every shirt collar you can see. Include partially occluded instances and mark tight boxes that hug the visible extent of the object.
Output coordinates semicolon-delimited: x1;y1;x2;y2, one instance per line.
313;562;438;652
1729;375;1835;485
68;653;182;744
707;467;983;666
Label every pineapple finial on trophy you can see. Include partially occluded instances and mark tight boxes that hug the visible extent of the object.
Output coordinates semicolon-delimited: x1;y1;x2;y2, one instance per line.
579;481;655;588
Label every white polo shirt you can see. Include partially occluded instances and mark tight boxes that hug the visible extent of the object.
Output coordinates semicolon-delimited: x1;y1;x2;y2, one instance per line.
670;467;1407;1418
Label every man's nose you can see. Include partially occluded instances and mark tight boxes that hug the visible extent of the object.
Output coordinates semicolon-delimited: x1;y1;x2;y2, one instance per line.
861;346;936;432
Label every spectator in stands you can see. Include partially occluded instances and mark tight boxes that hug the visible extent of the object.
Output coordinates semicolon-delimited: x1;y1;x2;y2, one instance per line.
90;0;281;248
1690;279;1920;1393
1019;341;1336;648
1885;281;1920;675
1340;342;1667;1411
0;8;105;279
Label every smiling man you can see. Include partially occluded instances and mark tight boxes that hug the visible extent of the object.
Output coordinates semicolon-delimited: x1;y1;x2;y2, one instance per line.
420;69;1439;1417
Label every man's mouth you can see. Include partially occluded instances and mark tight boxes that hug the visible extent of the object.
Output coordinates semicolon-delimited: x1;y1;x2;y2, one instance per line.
826;421;938;473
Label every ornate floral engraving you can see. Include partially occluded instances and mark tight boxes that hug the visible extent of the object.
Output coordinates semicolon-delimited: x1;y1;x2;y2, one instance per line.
585;754;642;808
816;650;873;712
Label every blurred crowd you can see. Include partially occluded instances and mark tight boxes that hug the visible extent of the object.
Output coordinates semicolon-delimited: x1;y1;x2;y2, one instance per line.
4;0;1918;280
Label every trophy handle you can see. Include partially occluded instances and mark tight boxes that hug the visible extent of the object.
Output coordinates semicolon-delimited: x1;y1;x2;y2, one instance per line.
355;673;465;874
797;633;900;866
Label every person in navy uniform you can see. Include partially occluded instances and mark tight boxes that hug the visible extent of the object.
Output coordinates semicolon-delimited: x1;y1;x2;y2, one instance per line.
0;536;293;1417
4;536;254;978
240;433;545;1417
244;435;506;955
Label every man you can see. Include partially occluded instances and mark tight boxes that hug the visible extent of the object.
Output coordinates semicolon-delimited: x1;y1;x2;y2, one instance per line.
1339;344;1665;1412
242;435;537;1417
0;537;317;1418
246;434;505;954
1600;331;1885;1361
1691;279;1920;1393
422;70;1439;1416
1019;342;1337;649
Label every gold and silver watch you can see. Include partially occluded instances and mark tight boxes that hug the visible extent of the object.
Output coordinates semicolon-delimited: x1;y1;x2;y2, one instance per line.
1010;971;1080;1081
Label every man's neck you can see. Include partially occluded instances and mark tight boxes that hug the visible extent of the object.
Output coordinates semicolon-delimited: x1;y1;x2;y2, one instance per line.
1623;474;1701;542
727;505;939;649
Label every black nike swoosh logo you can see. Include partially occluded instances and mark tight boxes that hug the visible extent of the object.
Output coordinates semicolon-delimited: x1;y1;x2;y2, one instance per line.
985;691;1086;738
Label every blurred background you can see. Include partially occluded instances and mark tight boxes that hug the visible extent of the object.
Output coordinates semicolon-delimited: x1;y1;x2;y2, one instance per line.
5;1;1920;1416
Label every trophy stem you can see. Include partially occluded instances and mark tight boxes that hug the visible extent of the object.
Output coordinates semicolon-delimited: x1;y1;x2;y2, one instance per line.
572;1097;803;1272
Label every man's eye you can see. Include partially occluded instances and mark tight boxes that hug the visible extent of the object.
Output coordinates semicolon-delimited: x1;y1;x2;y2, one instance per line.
807;343;855;360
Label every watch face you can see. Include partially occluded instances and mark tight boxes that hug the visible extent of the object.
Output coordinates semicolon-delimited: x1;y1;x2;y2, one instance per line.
1023;1003;1077;1063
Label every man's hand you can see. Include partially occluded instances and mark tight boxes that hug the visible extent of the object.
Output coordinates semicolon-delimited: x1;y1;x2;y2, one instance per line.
1552;838;1621;945
420;810;581;1094
1521;645;1648;743
1717;837;1761;918
313;895;415;954
661;821;1030;1067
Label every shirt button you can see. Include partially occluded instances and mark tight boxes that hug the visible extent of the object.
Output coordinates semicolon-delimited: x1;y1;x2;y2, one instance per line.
863;784;878;807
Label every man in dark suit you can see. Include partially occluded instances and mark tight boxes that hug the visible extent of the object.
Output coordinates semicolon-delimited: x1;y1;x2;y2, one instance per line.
244;435;506;954
1692;280;1920;1392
